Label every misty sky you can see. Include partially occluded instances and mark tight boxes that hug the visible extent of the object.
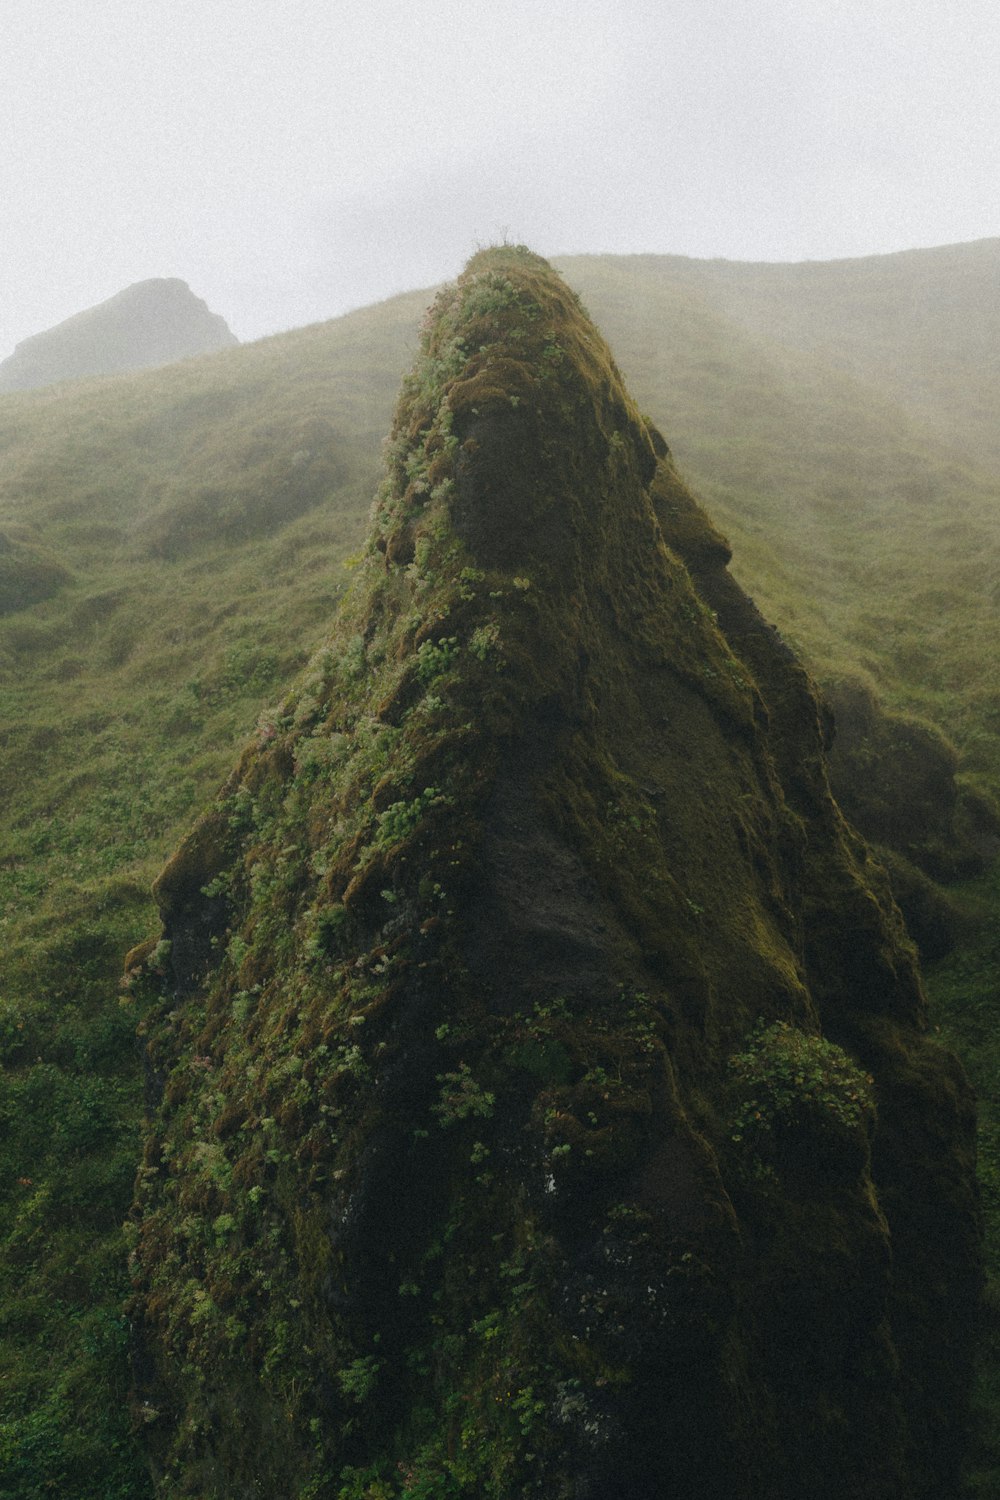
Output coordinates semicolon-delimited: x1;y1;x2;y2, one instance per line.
4;0;999;355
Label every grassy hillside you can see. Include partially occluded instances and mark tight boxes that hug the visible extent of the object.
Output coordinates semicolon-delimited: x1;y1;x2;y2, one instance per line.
0;296;423;1495
1;240;999;1493
560;248;1000;790
676;240;1000;469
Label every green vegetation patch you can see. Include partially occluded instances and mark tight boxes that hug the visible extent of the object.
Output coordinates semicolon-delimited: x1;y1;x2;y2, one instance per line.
730;1020;875;1137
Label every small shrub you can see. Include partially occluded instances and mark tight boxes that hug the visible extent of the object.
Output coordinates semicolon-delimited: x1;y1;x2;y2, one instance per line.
415;636;460;683
337;1354;381;1404
373;787;448;850
433;1063;495;1126
728;1020;875;1152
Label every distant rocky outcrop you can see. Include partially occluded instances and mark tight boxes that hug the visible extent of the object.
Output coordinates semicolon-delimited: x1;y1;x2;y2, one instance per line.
0;279;237;391
126;249;980;1499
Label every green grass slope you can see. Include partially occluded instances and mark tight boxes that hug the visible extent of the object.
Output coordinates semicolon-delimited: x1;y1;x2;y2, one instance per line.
559;247;1000;789
671;239;1000;469
1;239;998;1493
0;295;423;1495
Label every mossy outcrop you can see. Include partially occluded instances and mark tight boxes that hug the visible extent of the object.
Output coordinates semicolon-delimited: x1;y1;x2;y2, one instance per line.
824;676;1000;959
825;675;996;881
126;248;981;1499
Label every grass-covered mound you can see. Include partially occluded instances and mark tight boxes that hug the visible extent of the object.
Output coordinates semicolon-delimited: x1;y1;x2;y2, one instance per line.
126;249;980;1499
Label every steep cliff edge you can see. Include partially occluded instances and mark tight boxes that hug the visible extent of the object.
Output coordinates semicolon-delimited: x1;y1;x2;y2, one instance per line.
126;248;980;1499
0;278;237;391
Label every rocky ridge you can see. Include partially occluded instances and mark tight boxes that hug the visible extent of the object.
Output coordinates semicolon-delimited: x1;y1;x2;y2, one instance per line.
125;247;980;1499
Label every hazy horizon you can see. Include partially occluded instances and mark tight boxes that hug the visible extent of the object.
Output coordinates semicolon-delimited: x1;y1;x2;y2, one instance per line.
6;0;1000;357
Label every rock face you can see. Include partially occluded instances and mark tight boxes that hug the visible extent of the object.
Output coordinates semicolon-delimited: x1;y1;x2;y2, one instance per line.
0;279;237;391
825;676;1000;960
126;248;980;1498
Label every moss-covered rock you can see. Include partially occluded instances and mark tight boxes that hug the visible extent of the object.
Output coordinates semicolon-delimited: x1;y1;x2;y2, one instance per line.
126;248;981;1499
826;674;996;883
821;674;1000;960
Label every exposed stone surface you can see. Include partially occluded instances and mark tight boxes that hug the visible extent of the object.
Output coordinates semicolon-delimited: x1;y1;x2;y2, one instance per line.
126;248;980;1499
0;279;237;391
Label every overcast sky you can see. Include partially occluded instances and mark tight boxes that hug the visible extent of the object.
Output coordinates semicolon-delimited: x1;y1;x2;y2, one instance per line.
4;0;999;355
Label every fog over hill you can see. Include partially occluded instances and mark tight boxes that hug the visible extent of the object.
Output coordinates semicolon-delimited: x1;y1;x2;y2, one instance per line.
558;236;1000;472
0;278;238;393
569;237;1000;468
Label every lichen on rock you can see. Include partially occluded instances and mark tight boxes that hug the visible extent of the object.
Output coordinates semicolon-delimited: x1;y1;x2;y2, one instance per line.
126;247;981;1499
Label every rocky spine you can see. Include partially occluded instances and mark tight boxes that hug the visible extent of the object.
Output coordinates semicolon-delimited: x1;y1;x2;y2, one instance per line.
126;248;980;1499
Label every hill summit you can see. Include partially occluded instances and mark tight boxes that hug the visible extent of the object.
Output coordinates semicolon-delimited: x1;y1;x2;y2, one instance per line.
0;278;237;391
126;247;979;1498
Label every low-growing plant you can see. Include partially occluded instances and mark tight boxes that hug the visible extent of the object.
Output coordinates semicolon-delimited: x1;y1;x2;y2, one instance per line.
728;1019;875;1151
415;636;460;683
337;1354;382;1404
433;1063;495;1126
373;787;448;850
